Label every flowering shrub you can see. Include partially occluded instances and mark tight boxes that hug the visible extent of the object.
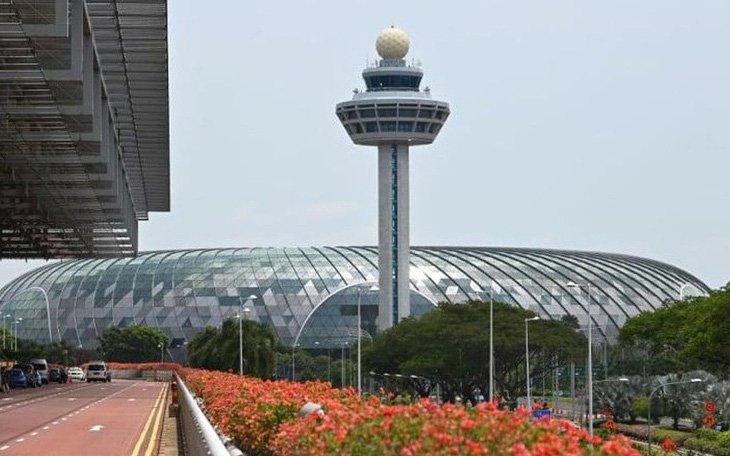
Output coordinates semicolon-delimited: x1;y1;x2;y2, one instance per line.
181;368;640;456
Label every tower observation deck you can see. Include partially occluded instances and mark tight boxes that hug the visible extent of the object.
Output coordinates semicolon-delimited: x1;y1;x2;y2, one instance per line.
336;27;450;332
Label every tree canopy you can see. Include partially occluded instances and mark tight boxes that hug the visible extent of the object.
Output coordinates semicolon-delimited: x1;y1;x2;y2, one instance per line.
618;284;730;379
363;300;587;404
187;318;276;378
99;325;169;363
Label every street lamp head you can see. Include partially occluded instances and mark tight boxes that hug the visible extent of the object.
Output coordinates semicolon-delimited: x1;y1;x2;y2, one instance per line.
369;371;377;375
369;285;379;292
248;294;258;300
525;316;540;322
691;378;702;383
619;377;629;382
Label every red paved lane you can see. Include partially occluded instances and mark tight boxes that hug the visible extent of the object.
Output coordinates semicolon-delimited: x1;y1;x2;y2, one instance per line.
0;380;166;456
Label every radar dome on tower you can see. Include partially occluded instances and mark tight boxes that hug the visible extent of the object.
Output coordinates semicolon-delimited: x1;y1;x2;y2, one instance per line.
376;26;410;60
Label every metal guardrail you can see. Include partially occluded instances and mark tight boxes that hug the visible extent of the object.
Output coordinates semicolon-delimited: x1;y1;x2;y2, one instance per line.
176;373;242;456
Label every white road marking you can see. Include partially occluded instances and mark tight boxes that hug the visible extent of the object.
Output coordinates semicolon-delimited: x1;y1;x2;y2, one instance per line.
42;427;49;430
15;439;24;443
30;432;38;436
128;398;135;402
52;421;58;425
89;425;105;432
68;398;76;401
0;445;10;450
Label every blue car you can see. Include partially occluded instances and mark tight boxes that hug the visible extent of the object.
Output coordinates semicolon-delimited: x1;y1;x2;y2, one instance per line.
16;364;42;388
8;367;29;388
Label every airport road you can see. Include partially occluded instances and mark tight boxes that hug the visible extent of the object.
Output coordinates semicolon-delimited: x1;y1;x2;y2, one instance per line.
0;380;168;456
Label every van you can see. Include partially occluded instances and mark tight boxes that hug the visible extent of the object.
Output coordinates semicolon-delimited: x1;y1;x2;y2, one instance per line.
29;358;49;385
86;361;111;383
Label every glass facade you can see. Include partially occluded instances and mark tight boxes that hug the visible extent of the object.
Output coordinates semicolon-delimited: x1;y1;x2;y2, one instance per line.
0;247;709;350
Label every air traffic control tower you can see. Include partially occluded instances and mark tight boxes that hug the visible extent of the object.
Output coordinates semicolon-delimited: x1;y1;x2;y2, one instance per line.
336;27;450;332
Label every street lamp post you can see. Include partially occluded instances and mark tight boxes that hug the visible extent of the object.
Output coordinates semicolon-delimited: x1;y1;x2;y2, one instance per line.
341;342;348;388
567;282;595;440
524;315;540;410
157;343;164;363
648;378;702;453
292;343;300;381
474;283;497;403
13;318;23;352
238;294;256;377
1;314;9;351
489;288;494;402
357;287;362;396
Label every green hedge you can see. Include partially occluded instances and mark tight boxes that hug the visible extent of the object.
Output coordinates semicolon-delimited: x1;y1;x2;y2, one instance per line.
684;429;730;456
613;423;691;445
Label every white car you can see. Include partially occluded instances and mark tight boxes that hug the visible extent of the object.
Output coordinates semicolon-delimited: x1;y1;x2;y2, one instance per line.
68;367;85;381
85;361;111;383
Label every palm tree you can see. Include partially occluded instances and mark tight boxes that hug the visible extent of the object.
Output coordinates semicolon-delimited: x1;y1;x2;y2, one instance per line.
594;375;648;423
656;371;710;429
692;378;728;428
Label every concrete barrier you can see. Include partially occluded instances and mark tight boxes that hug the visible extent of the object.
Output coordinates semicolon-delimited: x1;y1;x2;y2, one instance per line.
176;373;242;456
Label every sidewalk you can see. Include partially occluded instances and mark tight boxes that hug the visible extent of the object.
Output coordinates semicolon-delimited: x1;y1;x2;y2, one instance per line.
157;387;182;456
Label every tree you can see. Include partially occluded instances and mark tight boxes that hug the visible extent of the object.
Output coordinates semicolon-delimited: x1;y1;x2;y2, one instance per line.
99;325;168;363
654;371;711;430
619;284;730;379
363;300;587;404
594;375;648;423
692;378;730;428
187;318;276;378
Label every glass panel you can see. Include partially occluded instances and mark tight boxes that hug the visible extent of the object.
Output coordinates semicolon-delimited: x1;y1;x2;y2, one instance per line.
397;121;413;132
359;109;375;118
379;121;397;132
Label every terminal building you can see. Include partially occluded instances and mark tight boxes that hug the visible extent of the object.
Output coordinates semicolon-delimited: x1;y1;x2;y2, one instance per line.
0;0;169;258
0;246;709;352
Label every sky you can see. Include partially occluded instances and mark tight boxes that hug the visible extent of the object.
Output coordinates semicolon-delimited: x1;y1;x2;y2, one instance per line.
1;0;728;289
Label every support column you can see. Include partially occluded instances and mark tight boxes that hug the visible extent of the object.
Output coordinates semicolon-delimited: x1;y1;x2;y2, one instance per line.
377;143;410;332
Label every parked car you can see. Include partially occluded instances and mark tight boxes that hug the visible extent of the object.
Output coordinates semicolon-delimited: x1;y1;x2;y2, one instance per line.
68;366;85;382
29;358;49;384
18;364;42;388
48;367;68;384
86;361;110;383
8;367;29;388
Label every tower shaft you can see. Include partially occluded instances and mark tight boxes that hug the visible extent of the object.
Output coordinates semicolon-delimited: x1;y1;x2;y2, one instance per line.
336;26;449;334
377;143;410;331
